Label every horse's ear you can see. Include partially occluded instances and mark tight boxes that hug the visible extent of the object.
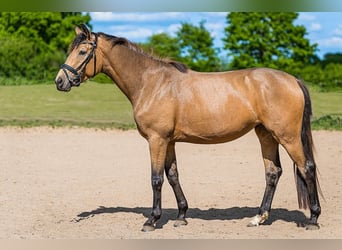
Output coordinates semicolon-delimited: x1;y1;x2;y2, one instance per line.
79;23;91;39
75;25;83;35
75;24;91;39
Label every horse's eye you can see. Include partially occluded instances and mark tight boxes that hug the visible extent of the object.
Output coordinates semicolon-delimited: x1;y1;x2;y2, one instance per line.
79;50;87;56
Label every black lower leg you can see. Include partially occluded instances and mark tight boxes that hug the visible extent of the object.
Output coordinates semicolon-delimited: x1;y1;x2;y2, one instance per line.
305;160;321;227
259;164;282;217
165;162;188;223
142;173;164;231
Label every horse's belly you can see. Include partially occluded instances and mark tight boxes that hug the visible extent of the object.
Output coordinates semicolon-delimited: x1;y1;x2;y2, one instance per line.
175;128;255;144
174;113;257;144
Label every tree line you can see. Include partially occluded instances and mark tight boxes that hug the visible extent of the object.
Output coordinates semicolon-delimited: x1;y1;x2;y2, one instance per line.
0;12;341;90
0;12;91;84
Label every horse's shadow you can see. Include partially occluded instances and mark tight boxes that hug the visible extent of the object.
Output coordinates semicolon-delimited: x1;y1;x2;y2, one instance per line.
72;206;308;228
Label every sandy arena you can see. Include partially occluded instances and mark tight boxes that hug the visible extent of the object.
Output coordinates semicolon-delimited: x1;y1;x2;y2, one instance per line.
0;128;341;239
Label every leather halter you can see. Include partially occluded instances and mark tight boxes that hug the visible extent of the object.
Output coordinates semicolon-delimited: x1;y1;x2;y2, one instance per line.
60;33;98;86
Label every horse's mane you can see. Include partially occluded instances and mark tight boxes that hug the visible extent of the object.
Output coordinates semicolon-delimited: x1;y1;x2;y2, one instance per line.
70;32;188;73
97;32;188;73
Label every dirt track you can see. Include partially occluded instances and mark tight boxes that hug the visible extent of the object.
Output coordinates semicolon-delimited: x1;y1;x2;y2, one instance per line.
0;128;341;239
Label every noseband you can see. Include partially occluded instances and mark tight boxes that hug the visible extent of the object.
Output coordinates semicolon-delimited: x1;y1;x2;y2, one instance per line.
60;33;98;86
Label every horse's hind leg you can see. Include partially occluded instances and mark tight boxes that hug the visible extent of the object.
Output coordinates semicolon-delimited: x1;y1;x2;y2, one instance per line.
248;125;282;227
281;141;321;230
165;142;188;227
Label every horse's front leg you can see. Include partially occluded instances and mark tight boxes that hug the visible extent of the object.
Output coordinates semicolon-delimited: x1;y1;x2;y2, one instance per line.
142;136;168;232
165;142;188;227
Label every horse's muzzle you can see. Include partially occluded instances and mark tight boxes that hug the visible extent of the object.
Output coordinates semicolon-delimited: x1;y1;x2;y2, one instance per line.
55;75;72;92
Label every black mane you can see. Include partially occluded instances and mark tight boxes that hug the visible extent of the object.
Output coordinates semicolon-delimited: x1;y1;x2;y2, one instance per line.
98;32;188;73
69;31;188;73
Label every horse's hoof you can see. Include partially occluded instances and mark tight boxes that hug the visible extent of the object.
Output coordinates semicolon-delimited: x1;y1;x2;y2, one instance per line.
247;212;269;227
247;221;258;227
141;224;155;232
174;219;188;227
247;215;261;227
306;223;320;230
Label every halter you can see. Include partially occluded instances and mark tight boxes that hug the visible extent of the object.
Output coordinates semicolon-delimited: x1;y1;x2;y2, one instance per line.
60;33;98;87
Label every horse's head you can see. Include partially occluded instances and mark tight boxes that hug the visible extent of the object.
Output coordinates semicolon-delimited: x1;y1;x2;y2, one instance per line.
55;24;99;92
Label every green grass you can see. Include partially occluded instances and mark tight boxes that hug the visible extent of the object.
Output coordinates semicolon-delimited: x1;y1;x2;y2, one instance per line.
310;89;342;130
0;82;135;129
0;82;341;130
310;90;342;118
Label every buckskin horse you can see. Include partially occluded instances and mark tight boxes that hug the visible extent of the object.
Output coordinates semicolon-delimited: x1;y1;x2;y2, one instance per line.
55;24;322;231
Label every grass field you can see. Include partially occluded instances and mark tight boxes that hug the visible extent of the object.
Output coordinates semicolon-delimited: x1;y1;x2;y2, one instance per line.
0;81;341;130
0;82;135;129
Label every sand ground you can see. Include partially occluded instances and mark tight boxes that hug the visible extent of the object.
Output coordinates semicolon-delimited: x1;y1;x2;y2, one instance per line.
0;128;341;239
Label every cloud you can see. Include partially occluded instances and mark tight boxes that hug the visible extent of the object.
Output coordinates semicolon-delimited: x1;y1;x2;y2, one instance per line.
90;12;228;54
90;12;117;21
90;12;184;22
165;23;181;35
298;13;316;21
106;24;183;41
107;25;154;40
106;23;183;42
334;24;342;36
310;22;322;31
94;13;228;43
317;36;342;48
205;22;225;36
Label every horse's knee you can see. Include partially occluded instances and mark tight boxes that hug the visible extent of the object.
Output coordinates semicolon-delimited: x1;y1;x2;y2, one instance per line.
265;165;282;186
152;174;164;189
266;172;278;186
166;162;179;186
298;160;318;189
304;160;316;178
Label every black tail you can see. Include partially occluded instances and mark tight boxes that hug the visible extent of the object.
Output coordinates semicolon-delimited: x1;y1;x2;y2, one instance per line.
295;79;323;209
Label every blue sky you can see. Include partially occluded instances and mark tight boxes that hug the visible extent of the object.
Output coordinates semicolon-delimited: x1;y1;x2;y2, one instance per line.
89;12;342;59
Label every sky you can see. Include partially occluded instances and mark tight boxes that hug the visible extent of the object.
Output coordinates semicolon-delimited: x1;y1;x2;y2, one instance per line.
89;12;342;59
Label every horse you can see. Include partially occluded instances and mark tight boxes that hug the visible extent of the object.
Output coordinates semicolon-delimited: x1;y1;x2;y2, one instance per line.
55;24;322;231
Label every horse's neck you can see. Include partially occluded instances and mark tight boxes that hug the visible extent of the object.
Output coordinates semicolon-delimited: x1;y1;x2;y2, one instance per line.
101;44;152;105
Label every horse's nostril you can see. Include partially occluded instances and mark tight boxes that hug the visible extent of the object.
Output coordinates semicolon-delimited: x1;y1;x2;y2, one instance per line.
55;77;63;87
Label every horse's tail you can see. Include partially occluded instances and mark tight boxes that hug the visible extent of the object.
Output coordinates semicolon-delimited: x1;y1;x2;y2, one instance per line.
294;79;323;209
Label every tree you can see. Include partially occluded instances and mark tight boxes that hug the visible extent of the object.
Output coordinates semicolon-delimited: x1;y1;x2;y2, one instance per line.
0;12;91;53
177;21;221;72
141;22;221;72
321;53;342;67
140;32;181;61
0;12;91;83
223;12;317;73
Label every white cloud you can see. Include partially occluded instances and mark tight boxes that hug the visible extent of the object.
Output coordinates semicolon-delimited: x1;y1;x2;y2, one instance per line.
333;24;342;36
298;13;316;21
310;22;322;31
206;12;228;18
109;25;154;42
90;12;184;22
91;12;116;21
205;22;225;36
165;23;181;35
91;12;229;49
317;36;342;48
